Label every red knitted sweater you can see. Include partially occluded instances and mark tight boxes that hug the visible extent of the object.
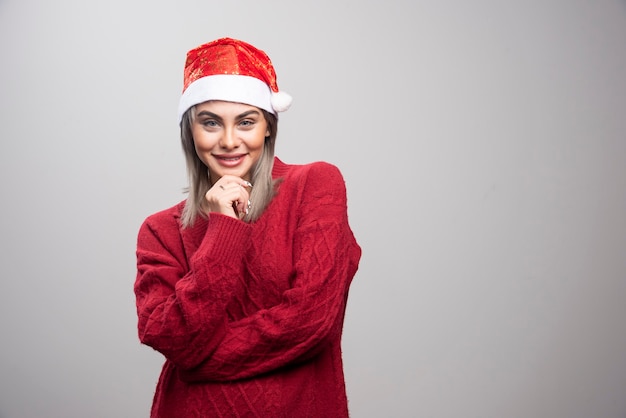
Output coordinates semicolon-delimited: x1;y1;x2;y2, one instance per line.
135;158;361;417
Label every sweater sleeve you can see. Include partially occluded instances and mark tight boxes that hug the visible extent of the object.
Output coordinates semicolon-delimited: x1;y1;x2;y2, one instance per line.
178;163;361;382
134;211;252;370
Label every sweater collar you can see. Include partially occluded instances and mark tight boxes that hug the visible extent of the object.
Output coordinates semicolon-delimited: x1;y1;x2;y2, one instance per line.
272;156;289;178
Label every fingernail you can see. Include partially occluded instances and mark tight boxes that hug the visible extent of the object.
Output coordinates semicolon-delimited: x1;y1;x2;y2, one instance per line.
243;181;253;188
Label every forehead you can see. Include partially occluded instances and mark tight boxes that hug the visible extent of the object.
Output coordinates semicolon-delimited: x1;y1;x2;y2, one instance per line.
195;100;260;115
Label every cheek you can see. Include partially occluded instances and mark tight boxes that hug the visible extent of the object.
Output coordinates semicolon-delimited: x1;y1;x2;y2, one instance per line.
192;139;204;157
251;129;268;151
192;132;215;152
250;138;266;156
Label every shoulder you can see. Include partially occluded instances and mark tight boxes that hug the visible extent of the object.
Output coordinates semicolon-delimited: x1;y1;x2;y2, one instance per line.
273;158;348;205
138;200;186;239
273;157;346;187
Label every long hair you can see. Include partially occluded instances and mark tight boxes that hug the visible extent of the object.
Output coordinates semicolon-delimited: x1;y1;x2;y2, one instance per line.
179;105;280;228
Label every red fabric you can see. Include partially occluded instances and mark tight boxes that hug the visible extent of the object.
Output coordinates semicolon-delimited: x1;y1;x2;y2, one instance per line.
183;37;280;93
135;158;361;417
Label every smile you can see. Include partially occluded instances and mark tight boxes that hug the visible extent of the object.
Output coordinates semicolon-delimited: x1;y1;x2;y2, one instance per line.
214;154;246;167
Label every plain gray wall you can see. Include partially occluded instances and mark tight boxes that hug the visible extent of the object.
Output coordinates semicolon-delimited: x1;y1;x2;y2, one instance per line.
1;0;625;417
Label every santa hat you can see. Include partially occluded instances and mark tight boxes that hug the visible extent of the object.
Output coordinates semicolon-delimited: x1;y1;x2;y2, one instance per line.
178;37;292;123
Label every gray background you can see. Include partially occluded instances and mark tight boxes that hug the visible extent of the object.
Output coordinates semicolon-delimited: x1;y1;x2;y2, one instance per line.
1;0;626;417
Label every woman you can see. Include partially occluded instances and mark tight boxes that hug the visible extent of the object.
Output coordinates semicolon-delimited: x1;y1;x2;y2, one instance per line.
134;37;361;417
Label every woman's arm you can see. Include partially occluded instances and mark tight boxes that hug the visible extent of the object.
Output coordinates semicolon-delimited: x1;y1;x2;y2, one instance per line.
134;213;252;370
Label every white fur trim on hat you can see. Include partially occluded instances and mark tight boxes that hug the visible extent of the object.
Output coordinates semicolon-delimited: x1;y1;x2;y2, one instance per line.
178;74;274;123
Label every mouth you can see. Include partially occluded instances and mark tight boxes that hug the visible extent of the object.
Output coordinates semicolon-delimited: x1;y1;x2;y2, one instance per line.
213;154;246;167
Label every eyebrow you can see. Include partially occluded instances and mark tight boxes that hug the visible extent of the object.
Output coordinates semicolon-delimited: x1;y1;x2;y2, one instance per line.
196;109;261;121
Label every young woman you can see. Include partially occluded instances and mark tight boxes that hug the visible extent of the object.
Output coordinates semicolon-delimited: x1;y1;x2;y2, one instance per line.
134;37;361;417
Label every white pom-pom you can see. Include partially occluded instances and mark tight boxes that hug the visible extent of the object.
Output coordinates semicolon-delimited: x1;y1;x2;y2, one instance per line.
271;91;292;112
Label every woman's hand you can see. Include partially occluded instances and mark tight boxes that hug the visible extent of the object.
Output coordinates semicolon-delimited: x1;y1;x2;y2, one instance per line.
204;175;253;219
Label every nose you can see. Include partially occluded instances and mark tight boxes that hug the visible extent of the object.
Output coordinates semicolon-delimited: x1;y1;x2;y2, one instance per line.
219;127;239;149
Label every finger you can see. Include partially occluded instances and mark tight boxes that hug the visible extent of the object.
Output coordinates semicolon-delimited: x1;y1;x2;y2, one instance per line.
208;180;250;218
232;191;251;216
205;186;238;217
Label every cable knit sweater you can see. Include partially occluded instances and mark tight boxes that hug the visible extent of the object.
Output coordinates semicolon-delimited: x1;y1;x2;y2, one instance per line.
135;158;361;417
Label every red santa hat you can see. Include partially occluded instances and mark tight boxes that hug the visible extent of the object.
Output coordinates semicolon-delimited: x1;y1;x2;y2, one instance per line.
178;37;292;123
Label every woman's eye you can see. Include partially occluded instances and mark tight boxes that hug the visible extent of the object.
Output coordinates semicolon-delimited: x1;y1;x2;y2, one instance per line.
202;120;218;127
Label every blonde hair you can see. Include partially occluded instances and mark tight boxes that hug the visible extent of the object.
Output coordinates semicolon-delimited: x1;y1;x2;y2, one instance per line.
179;105;280;227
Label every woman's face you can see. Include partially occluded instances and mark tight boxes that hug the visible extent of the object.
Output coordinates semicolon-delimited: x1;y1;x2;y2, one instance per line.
192;100;269;184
